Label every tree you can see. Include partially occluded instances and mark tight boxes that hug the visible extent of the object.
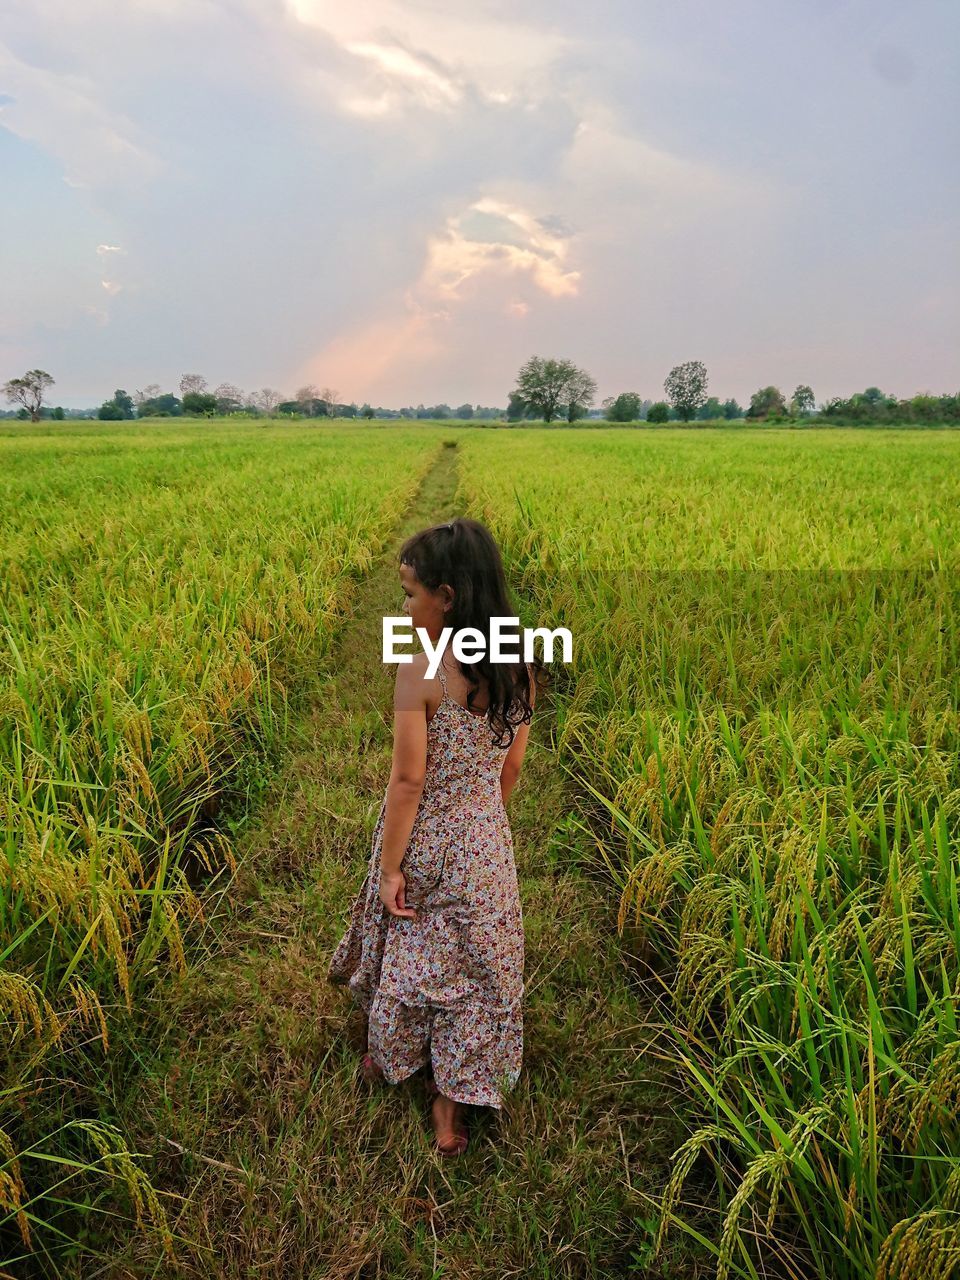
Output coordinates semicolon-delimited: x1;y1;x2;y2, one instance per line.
696;396;724;420
134;384;161;407
139;393;182;417
907;394;937;421
664;360;708;422
247;388;282;415
721;398;743;420
360;404;375;419
604;392;643;422
843;388;896;420
179;373;208;397
647;401;670;423
182;391;218;416
114;389;135;417
817;389;947;423
52;406;64;420
296;384;319;410
506;391;528;422
513;356;595;424
291;386;339;416
4;369;54;422
97;389;134;420
214;383;244;414
455;403;474;420
746;386;787;420
565;368;598;422
791;384;815;416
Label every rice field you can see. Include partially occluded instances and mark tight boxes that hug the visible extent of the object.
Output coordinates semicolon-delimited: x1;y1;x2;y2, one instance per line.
0;420;442;1257
458;428;960;1280
3;420;960;1277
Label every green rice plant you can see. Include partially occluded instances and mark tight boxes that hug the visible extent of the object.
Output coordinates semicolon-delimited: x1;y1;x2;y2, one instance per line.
0;419;443;1263
458;426;960;1279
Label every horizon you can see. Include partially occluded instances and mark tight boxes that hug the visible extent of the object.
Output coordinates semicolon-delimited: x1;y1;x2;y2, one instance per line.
7;371;960;417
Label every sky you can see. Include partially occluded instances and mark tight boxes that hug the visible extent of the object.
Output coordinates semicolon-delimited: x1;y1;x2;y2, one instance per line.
1;0;958;410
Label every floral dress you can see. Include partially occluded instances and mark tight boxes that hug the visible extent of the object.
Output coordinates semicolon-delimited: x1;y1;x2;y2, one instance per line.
326;662;526;1108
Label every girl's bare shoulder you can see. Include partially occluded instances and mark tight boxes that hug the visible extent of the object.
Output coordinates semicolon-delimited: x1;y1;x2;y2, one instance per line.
394;652;433;698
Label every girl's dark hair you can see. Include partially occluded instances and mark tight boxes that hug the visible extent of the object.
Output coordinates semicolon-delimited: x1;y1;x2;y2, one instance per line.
398;517;549;749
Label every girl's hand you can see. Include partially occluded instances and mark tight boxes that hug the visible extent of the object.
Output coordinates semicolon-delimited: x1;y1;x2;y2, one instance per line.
379;869;417;920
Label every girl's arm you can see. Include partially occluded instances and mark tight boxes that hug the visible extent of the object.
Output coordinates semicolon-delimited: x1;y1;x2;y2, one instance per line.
379;661;428;884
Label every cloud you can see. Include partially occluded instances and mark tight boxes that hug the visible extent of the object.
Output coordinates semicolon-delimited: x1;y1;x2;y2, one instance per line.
422;198;580;300
343;40;463;112
301;193;579;398
82;304;109;327
96;243;126;302
0;42;163;188
562;104;775;211
288;0;571;114
3;0;955;407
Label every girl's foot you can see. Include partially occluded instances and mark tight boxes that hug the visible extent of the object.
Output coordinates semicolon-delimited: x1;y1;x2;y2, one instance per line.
430;1093;468;1156
360;1052;385;1084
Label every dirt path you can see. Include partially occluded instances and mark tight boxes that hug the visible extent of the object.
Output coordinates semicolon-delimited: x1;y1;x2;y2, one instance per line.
107;442;690;1279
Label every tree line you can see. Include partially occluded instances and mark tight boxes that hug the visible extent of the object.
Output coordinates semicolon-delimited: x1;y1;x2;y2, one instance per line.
4;365;959;426
505;357;960;425
0;372;507;423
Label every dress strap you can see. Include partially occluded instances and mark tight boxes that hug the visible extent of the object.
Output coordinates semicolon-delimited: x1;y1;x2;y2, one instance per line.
436;660;447;690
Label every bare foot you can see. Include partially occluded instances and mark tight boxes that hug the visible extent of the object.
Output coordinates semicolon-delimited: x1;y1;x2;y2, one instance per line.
431;1093;467;1152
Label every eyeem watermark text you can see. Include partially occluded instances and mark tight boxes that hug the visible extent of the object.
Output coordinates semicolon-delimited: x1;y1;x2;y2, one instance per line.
383;616;572;678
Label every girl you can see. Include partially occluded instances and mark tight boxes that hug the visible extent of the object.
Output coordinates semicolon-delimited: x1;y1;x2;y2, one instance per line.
327;517;547;1157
